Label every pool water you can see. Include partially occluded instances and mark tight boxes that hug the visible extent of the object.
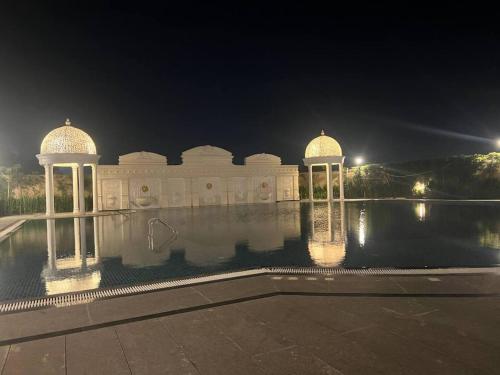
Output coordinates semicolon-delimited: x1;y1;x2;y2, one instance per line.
0;201;499;301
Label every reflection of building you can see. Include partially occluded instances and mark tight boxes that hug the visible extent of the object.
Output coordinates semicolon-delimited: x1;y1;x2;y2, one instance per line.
98;148;299;210
308;202;346;267
303;130;345;201
95;202;302;267
479;228;500;249
41;218;101;295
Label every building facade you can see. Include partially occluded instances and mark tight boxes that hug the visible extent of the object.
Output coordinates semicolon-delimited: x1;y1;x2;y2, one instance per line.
97;146;299;210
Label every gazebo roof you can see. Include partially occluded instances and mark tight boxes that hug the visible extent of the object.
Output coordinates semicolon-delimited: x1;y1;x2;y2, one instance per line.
40;119;97;155
305;130;342;158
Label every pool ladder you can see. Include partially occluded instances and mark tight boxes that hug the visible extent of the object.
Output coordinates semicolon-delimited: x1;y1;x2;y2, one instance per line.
148;217;178;250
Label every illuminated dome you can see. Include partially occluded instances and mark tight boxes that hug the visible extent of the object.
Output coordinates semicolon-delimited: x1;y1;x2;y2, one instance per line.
305;130;342;158
41;119;97;154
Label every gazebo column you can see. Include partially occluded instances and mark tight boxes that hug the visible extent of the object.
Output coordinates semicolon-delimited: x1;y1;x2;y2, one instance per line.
339;162;345;201
72;165;79;213
44;164;55;216
78;163;85;214
325;163;331;201
308;165;313;201
91;164;98;213
93;217;100;262
46;219;57;270
79;218;87;268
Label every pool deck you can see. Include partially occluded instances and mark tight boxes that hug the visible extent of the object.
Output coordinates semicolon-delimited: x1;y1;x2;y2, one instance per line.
1;271;500;374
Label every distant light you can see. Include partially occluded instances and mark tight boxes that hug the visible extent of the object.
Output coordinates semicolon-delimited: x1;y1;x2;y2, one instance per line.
413;181;427;196
496;138;500;149
354;157;364;166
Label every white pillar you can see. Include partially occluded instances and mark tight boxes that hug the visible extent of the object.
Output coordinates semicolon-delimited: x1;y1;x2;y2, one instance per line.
79;218;87;267
93;217;100;262
339;162;345;201
91;164;98;213
340;200;345;239
73;218;81;259
46;219;56;271
308;165;313;201
78;163;85;214
44;164;55;216
72;166;79;213
325;163;331;201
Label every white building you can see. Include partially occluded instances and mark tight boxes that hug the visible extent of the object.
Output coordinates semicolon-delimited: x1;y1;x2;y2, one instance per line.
36;119;312;214
98;147;299;210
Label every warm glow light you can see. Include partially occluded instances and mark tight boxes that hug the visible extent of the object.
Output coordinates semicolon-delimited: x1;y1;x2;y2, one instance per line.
305;130;342;158
41;119;97;154
413;181;427;196
415;202;426;221
358;209;366;247
354;156;364;165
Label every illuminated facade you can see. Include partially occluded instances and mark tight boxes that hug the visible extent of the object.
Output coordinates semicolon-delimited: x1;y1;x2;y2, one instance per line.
37;119;100;215
37;120;299;213
303;130;345;201
97;148;299;210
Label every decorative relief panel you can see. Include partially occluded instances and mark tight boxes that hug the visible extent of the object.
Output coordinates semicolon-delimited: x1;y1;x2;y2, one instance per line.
280;175;294;201
166;178;186;207
198;177;223;206
253;176;275;203
102;179;122;210
129;178;161;209
230;177;248;204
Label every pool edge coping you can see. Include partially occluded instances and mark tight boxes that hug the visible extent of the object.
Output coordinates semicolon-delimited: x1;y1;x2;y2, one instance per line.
1;266;499;314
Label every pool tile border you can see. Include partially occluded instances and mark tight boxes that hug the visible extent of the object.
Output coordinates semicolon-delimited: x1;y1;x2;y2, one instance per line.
1;266;499;314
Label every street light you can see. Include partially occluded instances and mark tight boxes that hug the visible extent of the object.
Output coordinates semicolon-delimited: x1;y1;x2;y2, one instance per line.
354;156;364;166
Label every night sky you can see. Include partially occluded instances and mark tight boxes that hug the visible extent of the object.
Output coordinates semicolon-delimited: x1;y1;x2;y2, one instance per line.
1;3;499;171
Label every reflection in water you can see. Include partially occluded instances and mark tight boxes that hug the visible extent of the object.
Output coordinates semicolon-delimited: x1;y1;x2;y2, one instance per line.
415;202;426;222
358;209;366;247
41;218;101;295
308;202;346;267
479;228;500;249
96;203;302;267
1;201;499;302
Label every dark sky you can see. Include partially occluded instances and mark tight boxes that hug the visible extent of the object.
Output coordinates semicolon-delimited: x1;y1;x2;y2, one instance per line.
1;3;499;171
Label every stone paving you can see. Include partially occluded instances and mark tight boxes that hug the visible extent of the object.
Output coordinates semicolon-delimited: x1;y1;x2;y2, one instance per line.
1;273;500;374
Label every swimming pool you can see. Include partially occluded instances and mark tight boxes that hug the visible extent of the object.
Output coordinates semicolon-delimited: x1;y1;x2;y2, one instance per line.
0;201;499;301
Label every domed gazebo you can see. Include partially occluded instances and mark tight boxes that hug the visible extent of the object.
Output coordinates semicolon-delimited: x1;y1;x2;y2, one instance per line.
36;119;100;215
303;130;345;201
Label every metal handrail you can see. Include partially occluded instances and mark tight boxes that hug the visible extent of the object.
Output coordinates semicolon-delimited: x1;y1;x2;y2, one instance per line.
148;217;178;250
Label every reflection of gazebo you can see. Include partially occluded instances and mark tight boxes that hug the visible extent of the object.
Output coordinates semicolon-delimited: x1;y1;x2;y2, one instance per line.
308;202;346;267
303;130;345;201
42;218;101;295
36;119;100;215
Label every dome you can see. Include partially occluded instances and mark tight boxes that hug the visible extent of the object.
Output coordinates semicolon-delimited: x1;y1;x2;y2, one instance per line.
305;130;342;158
41;119;97;154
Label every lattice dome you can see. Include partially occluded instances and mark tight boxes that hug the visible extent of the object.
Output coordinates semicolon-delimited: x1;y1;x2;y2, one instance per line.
41;119;97;154
305;130;342;158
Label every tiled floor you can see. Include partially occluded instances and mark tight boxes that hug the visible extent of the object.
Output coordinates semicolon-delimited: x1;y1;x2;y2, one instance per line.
1;273;500;374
